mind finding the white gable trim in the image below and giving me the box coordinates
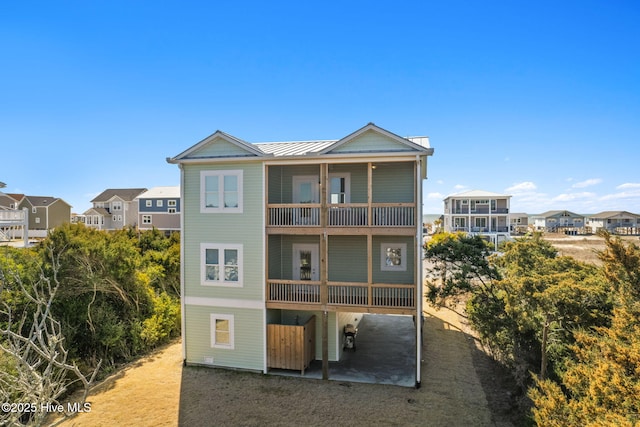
[168,130,267,162]
[320,123,432,155]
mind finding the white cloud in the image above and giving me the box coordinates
[572,178,602,188]
[453,184,467,190]
[616,183,640,190]
[552,192,596,202]
[505,181,537,193]
[436,179,444,185]
[427,192,444,199]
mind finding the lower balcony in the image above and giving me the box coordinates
[267,203,416,227]
[266,279,416,314]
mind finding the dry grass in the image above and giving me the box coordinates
[542,232,638,265]
[51,304,510,427]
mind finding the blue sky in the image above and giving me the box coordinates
[1,1,639,214]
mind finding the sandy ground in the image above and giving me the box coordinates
[51,303,513,427]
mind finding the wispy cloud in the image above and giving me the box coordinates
[616,183,640,190]
[505,181,537,193]
[572,178,602,188]
[552,192,596,202]
[453,184,467,190]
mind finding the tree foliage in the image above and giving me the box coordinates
[1,223,181,410]
[424,232,611,388]
[530,234,640,426]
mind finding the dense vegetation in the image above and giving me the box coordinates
[0,223,180,425]
[425,232,639,426]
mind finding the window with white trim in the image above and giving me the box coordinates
[157,200,163,207]
[146,200,152,207]
[168,200,176,207]
[210,314,234,349]
[201,243,243,287]
[168,208,176,214]
[201,170,243,213]
[142,215,152,224]
[381,243,407,271]
[328,173,351,204]
[112,201,122,211]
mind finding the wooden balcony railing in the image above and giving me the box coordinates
[267,279,416,310]
[268,204,321,226]
[267,203,415,227]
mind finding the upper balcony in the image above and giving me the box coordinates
[266,162,418,233]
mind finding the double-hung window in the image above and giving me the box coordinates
[210,314,234,349]
[201,243,243,287]
[201,170,243,213]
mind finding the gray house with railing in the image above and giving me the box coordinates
[443,190,512,247]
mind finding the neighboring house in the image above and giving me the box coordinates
[532,210,586,234]
[137,186,181,234]
[167,123,434,387]
[4,194,71,238]
[585,211,640,235]
[83,188,147,230]
[510,212,530,234]
[0,192,28,243]
[443,190,512,247]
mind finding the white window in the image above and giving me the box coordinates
[35,217,41,224]
[381,243,407,271]
[328,173,351,204]
[113,215,117,221]
[210,314,234,349]
[112,201,122,211]
[142,215,152,224]
[201,170,243,213]
[157,200,163,207]
[146,200,152,207]
[168,208,176,214]
[201,243,243,287]
[168,200,177,207]
[32,207,37,214]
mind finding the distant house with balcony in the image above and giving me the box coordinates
[510,212,530,234]
[1,194,71,239]
[532,210,585,234]
[167,123,434,387]
[82,188,147,230]
[443,190,511,248]
[585,211,640,235]
[137,186,181,234]
[0,192,28,243]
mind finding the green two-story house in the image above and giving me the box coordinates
[167,123,434,387]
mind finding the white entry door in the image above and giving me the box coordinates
[292,244,319,281]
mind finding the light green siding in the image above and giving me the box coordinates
[268,235,320,280]
[268,165,320,204]
[328,236,367,282]
[182,162,264,300]
[193,137,257,158]
[328,164,367,203]
[372,162,414,203]
[372,236,415,284]
[184,305,264,370]
[331,129,413,153]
